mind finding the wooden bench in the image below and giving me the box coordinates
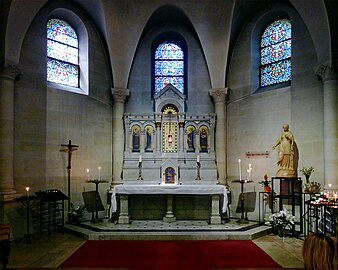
[0,224,10,269]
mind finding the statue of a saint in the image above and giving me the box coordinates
[272,124,298,177]
[187,127,195,152]
[132,126,140,152]
[145,127,152,152]
[200,127,208,153]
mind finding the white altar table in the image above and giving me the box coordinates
[111,184,228,224]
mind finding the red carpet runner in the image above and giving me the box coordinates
[59,240,281,269]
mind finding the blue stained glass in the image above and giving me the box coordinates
[260,19,291,87]
[155,77,184,94]
[155,61,184,76]
[261,40,291,65]
[261,59,291,87]
[261,19,291,47]
[155,43,184,59]
[47,59,79,87]
[154,41,185,94]
[47,19,78,47]
[47,40,78,64]
[47,19,79,87]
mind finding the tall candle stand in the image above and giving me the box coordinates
[138,161,143,180]
[195,161,201,180]
[232,179,253,224]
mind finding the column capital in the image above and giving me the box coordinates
[0,64,23,81]
[209,88,228,104]
[111,88,130,104]
[315,61,338,82]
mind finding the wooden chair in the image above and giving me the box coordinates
[0,224,10,269]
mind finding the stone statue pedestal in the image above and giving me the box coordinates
[276,169,296,178]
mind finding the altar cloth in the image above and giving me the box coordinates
[111,184,228,213]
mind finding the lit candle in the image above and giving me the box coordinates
[98,166,101,181]
[86,168,89,181]
[139,155,142,163]
[197,155,200,163]
[238,159,242,180]
[26,186,30,197]
[249,164,252,181]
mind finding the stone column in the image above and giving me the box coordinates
[179,122,184,153]
[118,194,130,224]
[209,114,216,154]
[111,88,129,185]
[163,194,176,222]
[210,194,221,224]
[316,63,338,186]
[0,65,22,200]
[156,122,161,153]
[209,88,228,185]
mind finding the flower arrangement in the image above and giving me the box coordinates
[303,181,321,193]
[266,209,295,237]
[68,203,85,223]
[300,166,314,183]
[259,174,271,187]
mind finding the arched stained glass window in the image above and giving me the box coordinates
[47,19,79,87]
[260,19,291,87]
[154,42,184,94]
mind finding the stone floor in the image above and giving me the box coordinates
[5,218,305,269]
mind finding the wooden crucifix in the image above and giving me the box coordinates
[61,140,79,212]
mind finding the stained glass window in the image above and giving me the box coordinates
[260,19,291,87]
[154,42,184,94]
[47,19,79,87]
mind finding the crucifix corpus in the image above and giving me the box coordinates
[60,140,79,212]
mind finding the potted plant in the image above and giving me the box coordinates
[266,209,295,238]
[259,174,271,192]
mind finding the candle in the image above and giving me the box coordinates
[249,164,252,181]
[139,155,142,163]
[197,155,200,163]
[238,159,242,180]
[26,186,30,197]
[98,166,101,181]
[86,168,89,181]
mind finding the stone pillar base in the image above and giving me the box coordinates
[118,215,130,224]
[210,216,222,224]
[163,212,176,223]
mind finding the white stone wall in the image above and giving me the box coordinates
[227,3,323,221]
[13,2,112,213]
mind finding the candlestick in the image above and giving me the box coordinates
[238,159,242,180]
[98,166,101,181]
[26,186,30,197]
[139,155,142,163]
[86,168,89,181]
[197,155,200,163]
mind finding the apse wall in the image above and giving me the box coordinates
[226,2,323,220]
[127,22,212,114]
[14,2,112,208]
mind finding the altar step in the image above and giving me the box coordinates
[63,219,271,240]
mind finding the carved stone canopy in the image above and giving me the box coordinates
[153,84,186,113]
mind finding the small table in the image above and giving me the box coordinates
[232,179,253,224]
[35,190,68,236]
